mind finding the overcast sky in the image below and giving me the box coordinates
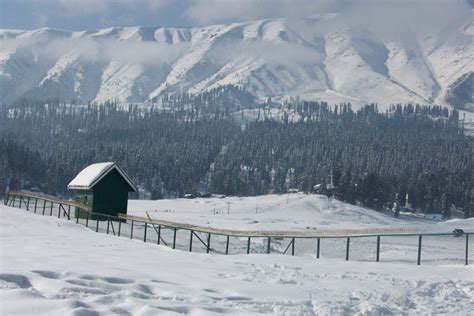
[0,0,472,30]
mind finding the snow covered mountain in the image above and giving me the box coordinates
[0,14,472,109]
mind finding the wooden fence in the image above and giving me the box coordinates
[1,191,471,266]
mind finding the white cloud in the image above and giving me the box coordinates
[53,0,170,16]
[1,35,189,66]
[339,0,471,40]
[184,0,344,25]
[21,0,172,29]
[184,0,471,43]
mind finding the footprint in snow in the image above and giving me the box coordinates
[0,273,32,289]
[31,270,61,279]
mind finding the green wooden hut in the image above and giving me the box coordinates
[68,162,137,218]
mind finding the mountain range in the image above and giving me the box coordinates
[0,14,472,110]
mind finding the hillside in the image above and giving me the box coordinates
[1,204,474,314]
[1,102,472,214]
[0,13,472,109]
[128,193,474,232]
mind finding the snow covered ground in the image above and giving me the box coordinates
[126,193,473,264]
[128,193,472,232]
[1,204,473,315]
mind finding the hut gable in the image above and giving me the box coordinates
[68,162,137,192]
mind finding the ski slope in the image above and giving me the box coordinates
[1,204,473,315]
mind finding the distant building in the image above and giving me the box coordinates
[68,162,137,218]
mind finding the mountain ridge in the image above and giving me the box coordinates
[0,14,472,110]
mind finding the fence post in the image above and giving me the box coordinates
[466,233,469,266]
[11,194,16,207]
[143,222,147,242]
[34,198,38,214]
[346,237,350,261]
[189,230,193,252]
[157,225,161,244]
[207,233,211,253]
[172,227,177,249]
[67,205,71,220]
[417,235,422,265]
[130,220,134,239]
[96,216,100,232]
[26,197,30,211]
[225,235,230,255]
[247,237,251,254]
[118,221,122,237]
[291,238,295,256]
[50,202,53,216]
[19,196,22,209]
[157,225,161,245]
[317,237,320,259]
[76,210,80,223]
[58,203,61,218]
[86,212,89,226]
[107,220,110,234]
[42,199,46,215]
[376,235,381,262]
[267,237,271,254]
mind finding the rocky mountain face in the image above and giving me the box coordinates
[0,14,472,110]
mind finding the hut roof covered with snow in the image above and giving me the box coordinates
[68,162,137,192]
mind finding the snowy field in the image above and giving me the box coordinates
[128,193,472,232]
[124,194,474,264]
[1,204,473,315]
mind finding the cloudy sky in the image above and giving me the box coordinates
[0,0,472,30]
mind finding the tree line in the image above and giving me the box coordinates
[0,90,472,217]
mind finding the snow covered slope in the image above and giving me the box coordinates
[0,13,472,109]
[127,194,474,262]
[128,193,474,232]
[1,204,474,315]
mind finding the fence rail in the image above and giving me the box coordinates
[119,213,424,238]
[1,192,471,266]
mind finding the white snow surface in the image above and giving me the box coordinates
[0,14,472,109]
[128,193,474,233]
[1,204,473,315]
[67,162,137,192]
[67,162,114,189]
